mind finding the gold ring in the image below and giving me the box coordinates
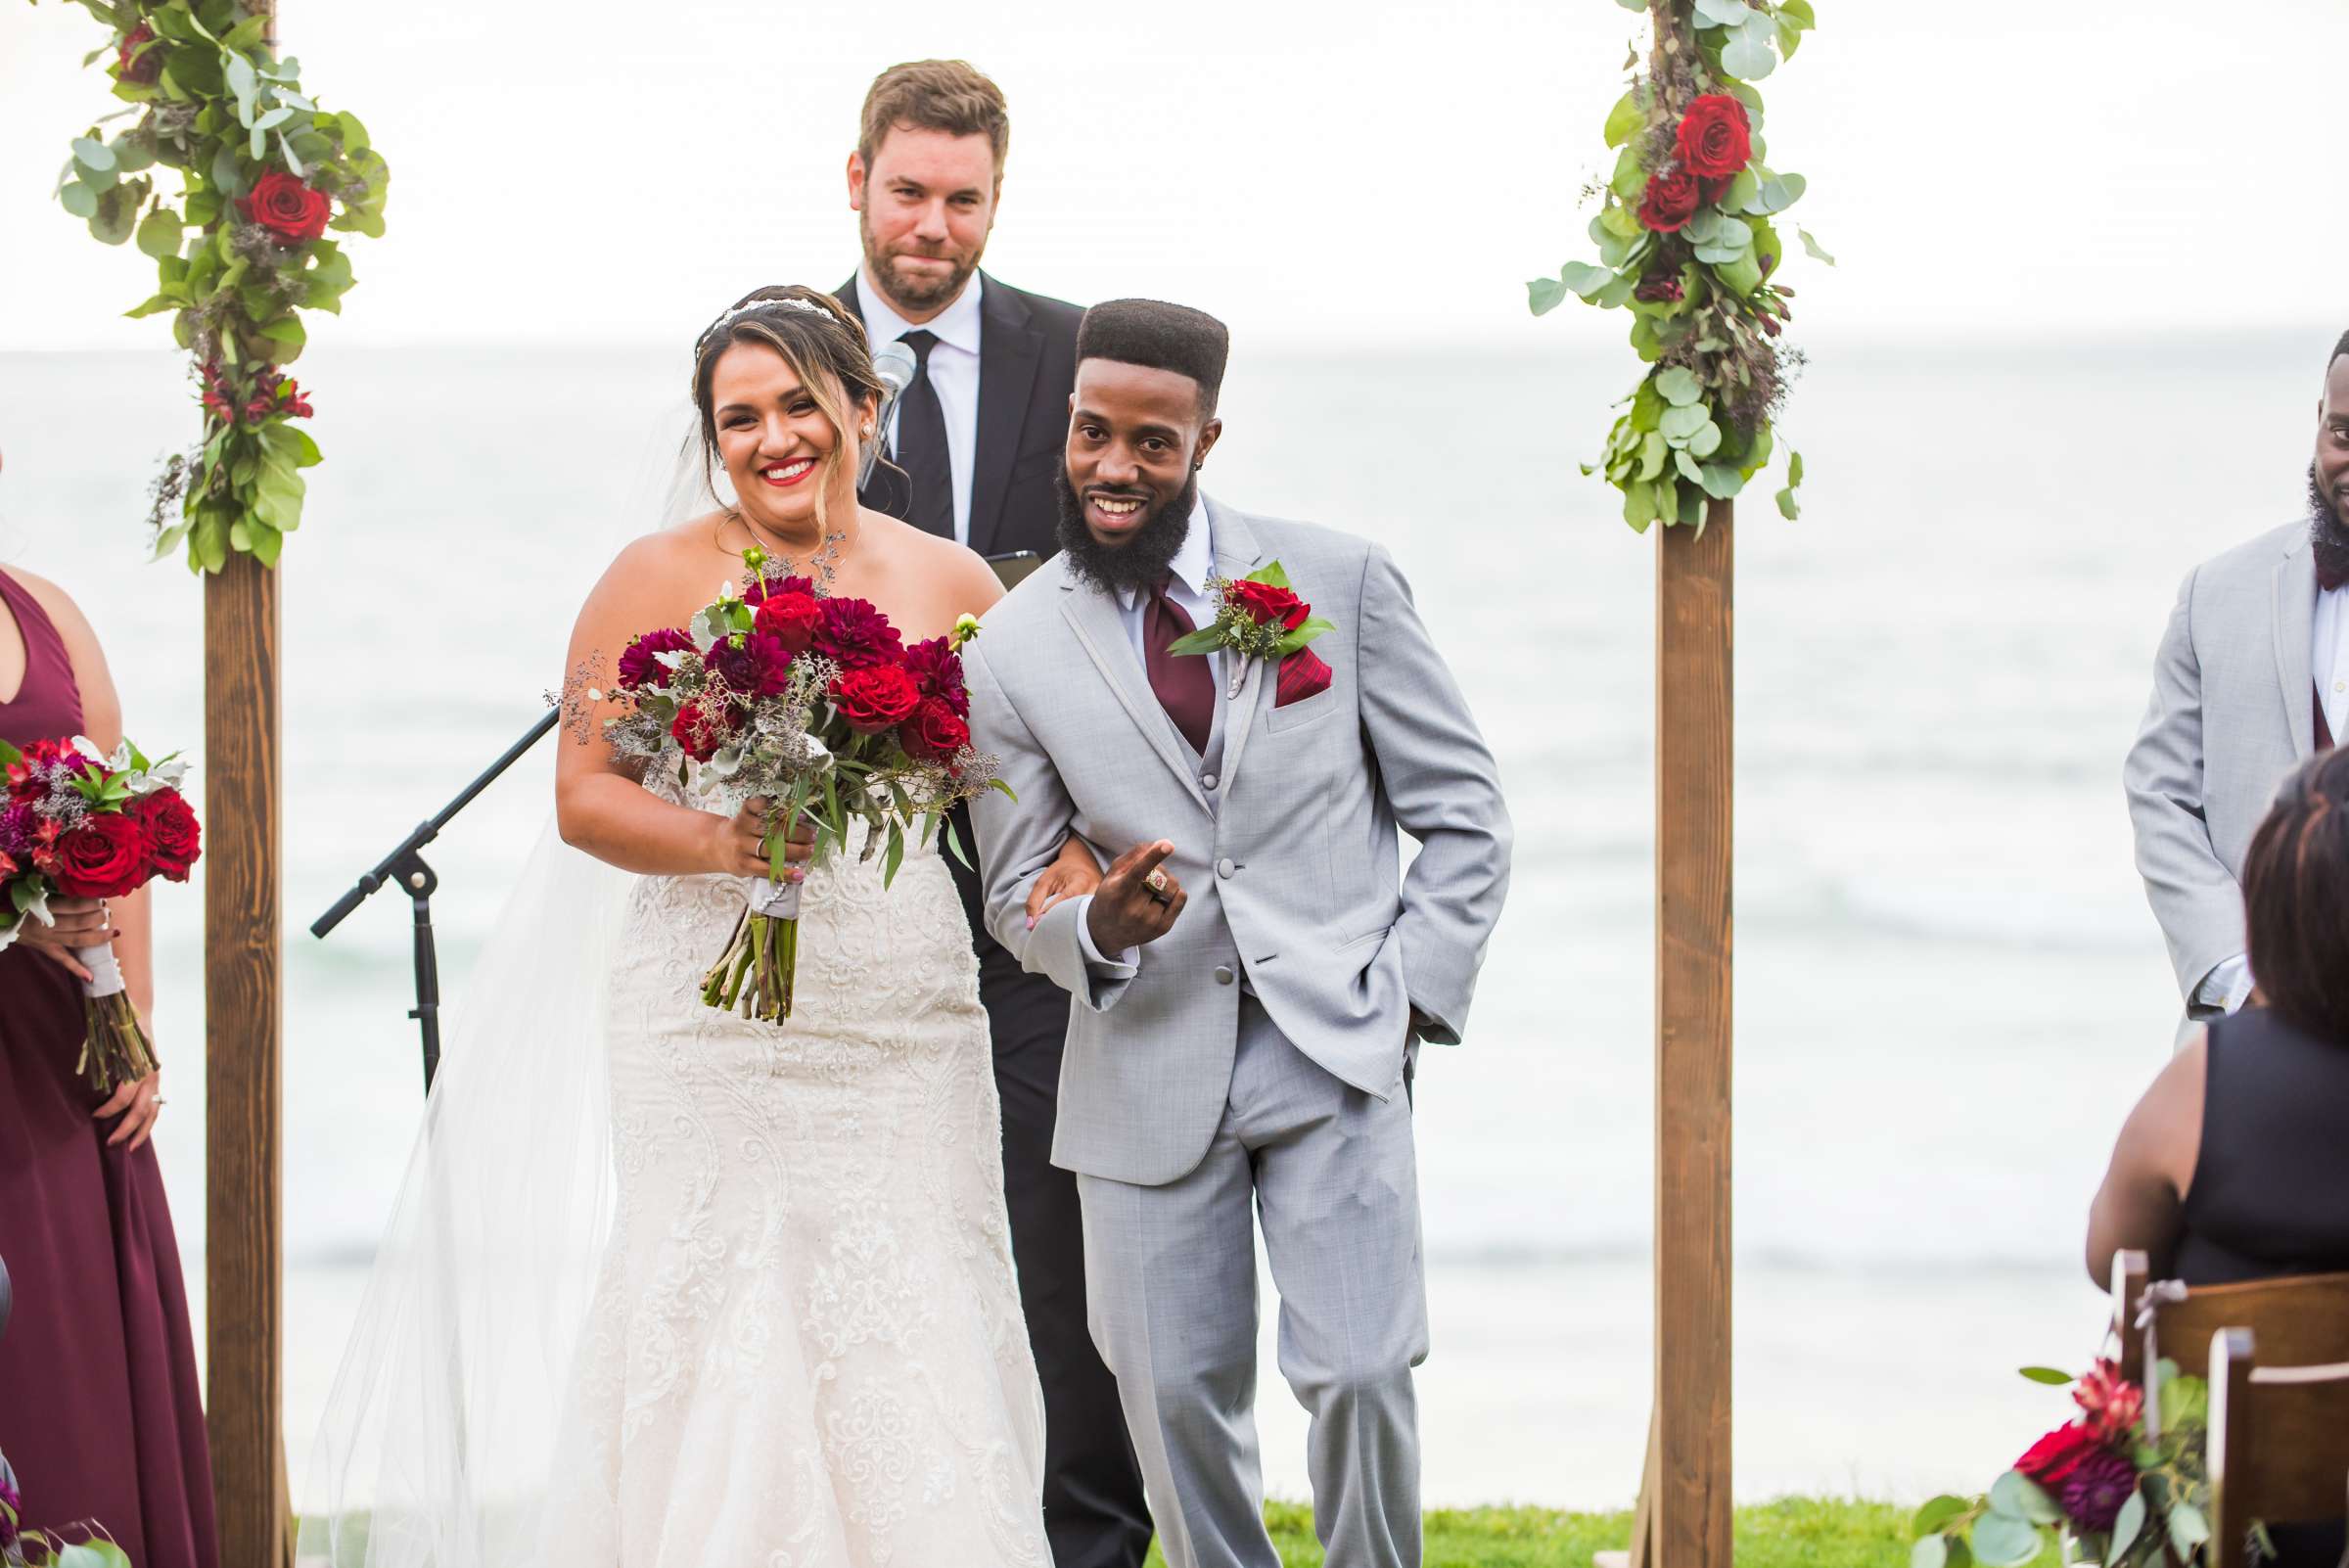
[1144,868,1169,895]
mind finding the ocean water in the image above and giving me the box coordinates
[0,330,2330,1510]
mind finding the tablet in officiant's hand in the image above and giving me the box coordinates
[986,551,1043,588]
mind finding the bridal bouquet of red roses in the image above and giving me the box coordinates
[601,547,1006,1022]
[0,736,202,1092]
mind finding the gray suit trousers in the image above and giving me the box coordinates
[1078,997,1428,1568]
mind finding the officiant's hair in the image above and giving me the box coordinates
[859,60,1011,179]
[2241,748,2349,1045]
[688,285,888,529]
[1077,300,1230,417]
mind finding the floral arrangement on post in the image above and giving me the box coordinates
[35,0,388,572]
[1530,0,1828,531]
[1911,1358,2223,1568]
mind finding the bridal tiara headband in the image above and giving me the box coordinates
[697,293,832,348]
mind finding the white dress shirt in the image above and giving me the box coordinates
[855,267,983,547]
[2198,576,2349,1012]
[1075,494,1221,970]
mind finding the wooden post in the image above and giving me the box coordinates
[206,550,287,1564]
[1653,498,1733,1565]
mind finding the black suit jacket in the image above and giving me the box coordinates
[838,271,1081,560]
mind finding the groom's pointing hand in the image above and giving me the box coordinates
[1086,840,1186,953]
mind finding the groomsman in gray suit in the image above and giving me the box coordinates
[2126,329,2349,1037]
[965,300,1512,1568]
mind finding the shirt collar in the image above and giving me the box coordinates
[856,267,984,357]
[1115,494,1216,611]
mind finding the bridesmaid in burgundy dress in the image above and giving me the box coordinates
[0,525,217,1565]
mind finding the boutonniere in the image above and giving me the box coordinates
[1167,561,1337,708]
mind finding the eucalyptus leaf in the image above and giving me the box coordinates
[71,136,117,173]
[1560,261,1616,300]
[1799,227,1836,265]
[1720,15,1778,79]
[1911,1497,1972,1536]
[1527,276,1568,317]
[1776,484,1802,520]
[1675,449,1705,484]
[1638,430,1668,481]
[1603,90,1643,149]
[1989,1471,2061,1527]
[1969,1512,2042,1568]
[1787,449,1805,487]
[1911,1536,1948,1568]
[1691,0,1751,25]
[60,180,100,219]
[1660,403,1712,442]
[1698,462,1744,499]
[1687,420,1723,459]
[2104,1491,2147,1566]
[1758,172,1808,213]
[1612,144,1646,202]
[2167,1501,2210,1552]
[1715,251,1766,297]
[1655,366,1705,406]
[1727,168,1763,213]
[223,49,258,124]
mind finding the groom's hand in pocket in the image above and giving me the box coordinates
[1087,840,1186,952]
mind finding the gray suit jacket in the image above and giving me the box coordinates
[964,498,1513,1186]
[2124,521,2323,1010]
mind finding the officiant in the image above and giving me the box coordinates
[830,59,1149,1568]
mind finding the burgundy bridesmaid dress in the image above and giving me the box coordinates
[0,569,217,1567]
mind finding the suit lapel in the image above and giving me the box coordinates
[970,275,1042,557]
[1205,499,1276,795]
[2275,535,2318,761]
[1060,578,1212,812]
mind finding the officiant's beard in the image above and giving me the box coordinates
[2311,463,2349,587]
[1055,466,1198,595]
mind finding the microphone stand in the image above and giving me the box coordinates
[311,706,560,1092]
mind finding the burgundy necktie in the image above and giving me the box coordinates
[1142,576,1216,756]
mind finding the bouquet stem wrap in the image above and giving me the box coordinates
[701,873,803,1023]
[72,940,159,1093]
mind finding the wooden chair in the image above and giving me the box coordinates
[2208,1326,2349,1568]
[2108,1250,2349,1383]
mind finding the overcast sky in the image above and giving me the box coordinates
[4,1,2344,354]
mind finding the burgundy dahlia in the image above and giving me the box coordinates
[617,628,693,690]
[708,630,794,698]
[900,636,969,717]
[813,596,905,670]
[0,802,34,857]
[741,573,815,608]
[2057,1448,2140,1535]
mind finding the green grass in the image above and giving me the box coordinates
[1140,1497,2062,1567]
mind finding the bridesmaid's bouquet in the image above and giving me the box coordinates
[600,548,1007,1022]
[0,736,201,1093]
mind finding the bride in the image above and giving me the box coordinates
[301,286,1094,1566]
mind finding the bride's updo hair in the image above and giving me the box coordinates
[689,285,885,526]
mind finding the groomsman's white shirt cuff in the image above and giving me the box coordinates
[2195,952,2256,1014]
[1073,895,1140,976]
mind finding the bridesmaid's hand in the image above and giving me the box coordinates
[1027,838,1105,928]
[97,1066,163,1152]
[17,897,115,976]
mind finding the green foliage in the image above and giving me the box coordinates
[33,0,388,574]
[1530,0,1821,531]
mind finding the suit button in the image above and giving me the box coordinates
[1201,772,1219,790]
[1217,858,1235,879]
[1214,965,1235,986]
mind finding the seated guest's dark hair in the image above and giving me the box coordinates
[2242,747,2349,1044]
[1076,300,1230,414]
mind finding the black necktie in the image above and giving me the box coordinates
[892,329,954,539]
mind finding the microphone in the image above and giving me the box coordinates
[860,341,918,489]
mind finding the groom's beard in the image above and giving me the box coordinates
[1054,466,1198,595]
[2311,463,2349,588]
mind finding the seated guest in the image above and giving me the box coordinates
[2089,747,2349,1566]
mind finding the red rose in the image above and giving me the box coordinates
[116,23,162,85]
[1229,579,1309,631]
[1637,169,1702,234]
[131,790,202,882]
[669,698,734,762]
[1275,647,1333,709]
[1675,95,1752,181]
[237,171,333,246]
[754,591,823,654]
[899,696,971,766]
[52,811,150,899]
[2014,1422,2100,1489]
[830,665,922,733]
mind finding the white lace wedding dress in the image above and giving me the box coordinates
[532,791,1049,1565]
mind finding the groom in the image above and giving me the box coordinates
[965,300,1513,1568]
